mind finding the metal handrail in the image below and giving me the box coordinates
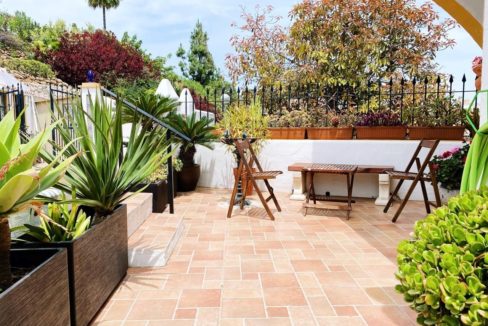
[101,87,191,142]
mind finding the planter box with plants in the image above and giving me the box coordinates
[396,189,488,325]
[405,97,466,140]
[268,109,310,139]
[306,111,355,140]
[0,248,70,326]
[15,96,172,326]
[354,111,407,139]
[167,113,218,192]
[0,111,76,325]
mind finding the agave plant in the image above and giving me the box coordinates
[167,113,218,167]
[122,92,178,131]
[0,110,77,291]
[41,97,172,218]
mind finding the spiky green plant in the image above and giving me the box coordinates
[17,193,91,242]
[0,110,77,292]
[122,92,178,131]
[41,97,172,218]
[166,113,217,167]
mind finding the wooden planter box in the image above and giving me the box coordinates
[408,126,465,140]
[354,126,407,140]
[14,205,128,326]
[0,248,70,326]
[307,127,353,140]
[134,180,169,213]
[268,127,306,139]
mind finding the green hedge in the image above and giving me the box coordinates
[396,188,488,325]
[1,57,55,79]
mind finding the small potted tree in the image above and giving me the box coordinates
[268,109,310,139]
[167,113,218,192]
[354,111,407,139]
[218,102,269,196]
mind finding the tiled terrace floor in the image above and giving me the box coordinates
[94,188,427,326]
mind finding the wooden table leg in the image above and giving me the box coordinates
[346,172,355,220]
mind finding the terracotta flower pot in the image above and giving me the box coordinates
[268,127,306,139]
[307,127,353,140]
[408,126,465,141]
[354,126,407,140]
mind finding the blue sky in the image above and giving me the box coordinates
[0,0,481,89]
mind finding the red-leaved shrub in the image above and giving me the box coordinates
[38,30,157,87]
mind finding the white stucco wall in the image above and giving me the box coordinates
[195,140,463,201]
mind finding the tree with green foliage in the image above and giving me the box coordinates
[87,0,121,30]
[177,21,217,86]
[0,11,39,42]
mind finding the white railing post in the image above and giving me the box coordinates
[81,82,102,139]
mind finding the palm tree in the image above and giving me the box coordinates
[87,0,121,30]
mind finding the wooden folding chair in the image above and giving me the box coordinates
[227,138,283,220]
[383,139,442,223]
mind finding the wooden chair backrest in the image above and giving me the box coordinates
[403,139,440,174]
[233,138,264,174]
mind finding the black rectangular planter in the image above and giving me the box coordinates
[14,204,128,326]
[134,180,169,213]
[0,248,70,326]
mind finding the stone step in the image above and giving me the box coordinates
[124,192,153,237]
[128,213,185,267]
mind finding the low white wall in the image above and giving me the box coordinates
[195,140,463,201]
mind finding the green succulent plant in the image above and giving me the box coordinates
[167,113,217,167]
[41,97,172,218]
[122,92,178,131]
[0,110,77,292]
[396,188,488,325]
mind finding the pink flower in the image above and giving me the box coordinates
[473,56,483,65]
[442,151,452,159]
[430,163,439,171]
[450,147,460,154]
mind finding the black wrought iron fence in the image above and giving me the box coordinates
[181,74,478,126]
[49,84,80,150]
[0,85,24,128]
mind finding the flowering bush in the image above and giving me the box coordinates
[355,111,403,127]
[268,109,312,127]
[38,30,157,87]
[431,143,469,190]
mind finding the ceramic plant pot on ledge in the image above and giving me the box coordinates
[408,126,465,141]
[177,164,201,192]
[133,180,169,213]
[439,188,460,204]
[268,127,306,139]
[13,204,128,326]
[307,127,353,140]
[354,126,407,140]
[0,248,70,326]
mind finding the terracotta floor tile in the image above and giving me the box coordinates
[95,189,429,325]
[267,307,289,317]
[179,289,221,308]
[221,298,266,318]
[263,287,307,306]
[323,287,372,305]
[291,259,328,273]
[126,299,177,320]
[174,308,197,319]
[260,273,300,288]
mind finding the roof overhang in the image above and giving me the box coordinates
[433,0,483,47]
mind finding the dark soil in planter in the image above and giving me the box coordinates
[0,248,70,325]
[177,164,201,192]
[13,205,128,326]
[133,180,169,213]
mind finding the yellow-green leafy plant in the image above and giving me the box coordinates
[17,193,91,242]
[0,110,77,292]
[218,102,269,139]
[396,188,488,325]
